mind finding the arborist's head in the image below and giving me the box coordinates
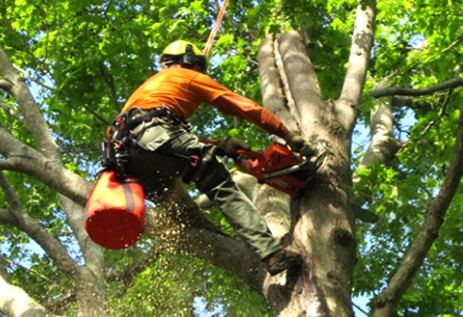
[160,40,207,73]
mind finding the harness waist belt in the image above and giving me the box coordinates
[128,106,190,131]
[111,106,190,144]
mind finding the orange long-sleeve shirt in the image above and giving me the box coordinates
[120,68,288,138]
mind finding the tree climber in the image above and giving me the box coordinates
[109,40,316,275]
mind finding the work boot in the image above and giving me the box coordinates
[263,249,303,276]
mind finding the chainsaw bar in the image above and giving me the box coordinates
[261,151,326,182]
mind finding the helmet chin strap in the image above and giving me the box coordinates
[203,0,229,57]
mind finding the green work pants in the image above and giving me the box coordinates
[132,123,282,260]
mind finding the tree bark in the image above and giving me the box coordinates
[352,96,402,191]
[0,275,61,317]
[258,34,299,133]
[370,77,463,98]
[6,1,458,316]
[255,1,376,316]
[278,30,324,136]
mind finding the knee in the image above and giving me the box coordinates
[193,156,231,193]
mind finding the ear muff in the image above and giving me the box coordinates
[180,44,196,69]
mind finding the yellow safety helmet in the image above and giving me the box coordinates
[160,40,207,72]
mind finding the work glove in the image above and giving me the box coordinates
[283,131,316,157]
[217,136,251,157]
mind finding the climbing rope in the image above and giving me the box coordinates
[203,0,229,57]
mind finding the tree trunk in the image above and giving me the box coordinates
[256,2,375,314]
[257,36,356,317]
[75,268,109,317]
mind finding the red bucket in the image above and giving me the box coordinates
[84,170,145,249]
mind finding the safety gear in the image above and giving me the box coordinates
[106,46,294,260]
[283,131,316,157]
[110,106,190,143]
[160,40,207,72]
[104,106,192,182]
[263,249,303,276]
[217,136,251,157]
[181,145,218,184]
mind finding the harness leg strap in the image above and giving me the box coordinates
[182,146,218,184]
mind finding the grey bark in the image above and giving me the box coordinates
[352,96,402,188]
[258,34,299,133]
[371,77,463,98]
[278,30,325,137]
[253,1,377,316]
[338,0,376,145]
[0,274,61,317]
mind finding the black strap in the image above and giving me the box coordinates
[181,146,217,184]
[122,183,135,213]
[127,106,191,132]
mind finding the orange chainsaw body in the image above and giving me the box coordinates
[233,141,310,197]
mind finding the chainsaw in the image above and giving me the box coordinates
[233,141,326,197]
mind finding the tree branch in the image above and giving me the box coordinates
[12,64,54,91]
[355,99,402,175]
[371,77,463,98]
[278,30,324,133]
[258,34,299,132]
[182,224,267,293]
[0,41,60,161]
[352,96,402,223]
[143,179,268,293]
[0,172,80,278]
[147,215,268,293]
[0,272,61,317]
[0,43,98,254]
[0,127,93,206]
[373,103,463,316]
[383,35,463,83]
[338,0,376,133]
[58,196,105,277]
[0,209,14,225]
[253,182,291,239]
[0,100,26,123]
[0,79,11,91]
[0,256,11,283]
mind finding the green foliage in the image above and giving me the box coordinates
[354,100,463,313]
[1,0,278,314]
[1,0,463,316]
[352,0,463,303]
[108,252,270,317]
